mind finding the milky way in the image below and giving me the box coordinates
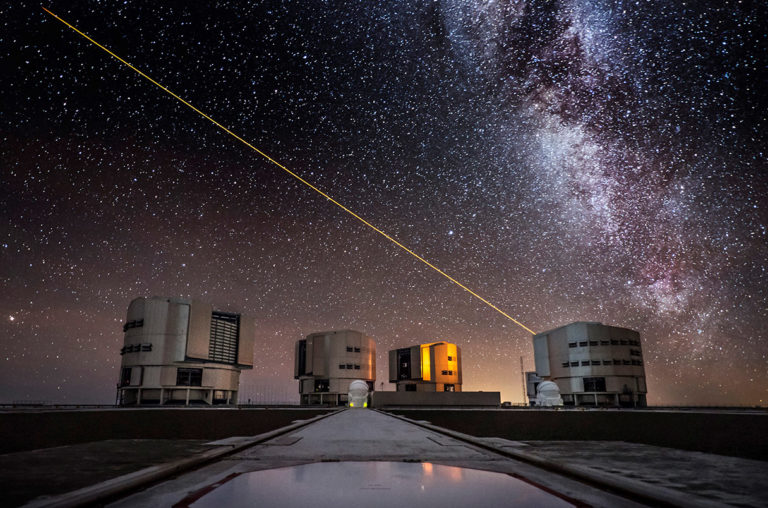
[1,1,766,405]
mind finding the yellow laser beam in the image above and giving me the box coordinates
[42,6,536,336]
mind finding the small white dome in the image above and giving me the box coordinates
[348,380,370,408]
[536,381,563,407]
[348,380,369,395]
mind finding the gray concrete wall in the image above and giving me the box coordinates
[384,409,768,461]
[372,391,500,407]
[0,408,333,454]
[186,299,212,360]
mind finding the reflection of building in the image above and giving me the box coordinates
[532,322,647,407]
[118,297,254,406]
[294,330,376,405]
[389,341,462,392]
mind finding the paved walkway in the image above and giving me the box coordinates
[108,410,640,507]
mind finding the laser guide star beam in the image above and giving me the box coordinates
[41,6,536,336]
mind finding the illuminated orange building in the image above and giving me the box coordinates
[389,341,462,392]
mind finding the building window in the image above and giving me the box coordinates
[120,367,132,387]
[600,340,609,346]
[581,361,590,366]
[339,364,346,369]
[568,342,577,348]
[209,311,239,364]
[447,355,453,360]
[297,340,307,376]
[603,360,612,365]
[354,347,361,352]
[442,370,448,375]
[562,362,570,368]
[177,368,202,387]
[354,364,360,370]
[591,360,601,365]
[314,379,329,392]
[122,319,144,332]
[579,341,588,347]
[623,360,631,365]
[611,339,619,345]
[346,346,353,352]
[589,341,598,346]
[613,359,621,365]
[444,384,455,392]
[583,377,606,392]
[620,340,628,345]
[346,364,353,369]
[397,349,412,380]
[570,361,579,367]
[405,384,416,391]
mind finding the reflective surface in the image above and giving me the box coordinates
[185,461,574,507]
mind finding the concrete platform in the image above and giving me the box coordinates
[106,410,641,507]
[13,409,768,507]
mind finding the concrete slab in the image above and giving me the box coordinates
[235,408,488,462]
[520,441,768,507]
[108,410,642,508]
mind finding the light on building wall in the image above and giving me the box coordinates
[420,344,431,381]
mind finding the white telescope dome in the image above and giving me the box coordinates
[348,380,370,408]
[535,381,563,407]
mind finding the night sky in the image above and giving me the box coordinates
[2,1,766,405]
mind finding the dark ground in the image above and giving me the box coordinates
[0,408,334,506]
[384,408,768,461]
[0,439,215,507]
[0,408,333,454]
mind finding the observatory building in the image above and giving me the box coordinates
[117,297,254,406]
[294,330,376,405]
[532,321,647,407]
[389,341,462,392]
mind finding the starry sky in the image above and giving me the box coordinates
[2,1,766,405]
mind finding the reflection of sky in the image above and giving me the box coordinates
[188,462,570,507]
